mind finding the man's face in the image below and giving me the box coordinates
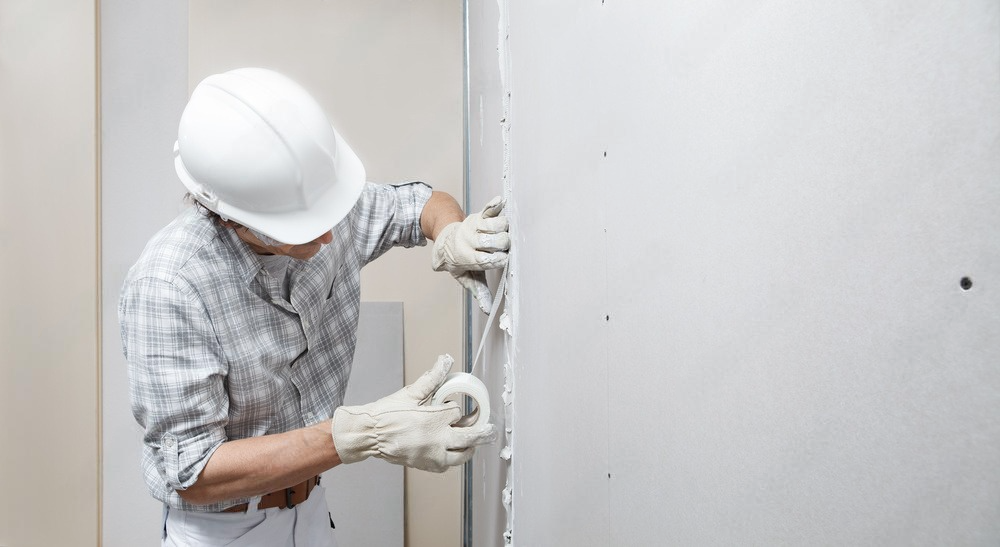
[235,226,333,260]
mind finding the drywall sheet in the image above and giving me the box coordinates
[468,1,1000,545]
[100,1,190,543]
[322,302,405,546]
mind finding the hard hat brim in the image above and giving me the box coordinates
[176,128,367,245]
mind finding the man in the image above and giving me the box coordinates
[119,68,507,546]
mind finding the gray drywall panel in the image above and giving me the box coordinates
[469,1,1000,545]
[322,302,405,547]
[100,1,189,543]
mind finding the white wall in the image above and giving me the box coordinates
[470,1,1000,545]
[187,3,466,546]
[0,1,98,546]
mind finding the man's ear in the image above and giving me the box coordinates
[217,218,242,230]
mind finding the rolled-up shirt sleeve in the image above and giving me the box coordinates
[351,181,433,265]
[120,276,229,493]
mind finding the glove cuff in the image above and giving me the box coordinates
[430,222,460,272]
[331,406,379,464]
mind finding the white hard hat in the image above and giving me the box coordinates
[174,67,365,245]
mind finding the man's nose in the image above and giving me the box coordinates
[314,230,333,245]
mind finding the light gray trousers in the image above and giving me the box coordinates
[162,484,338,547]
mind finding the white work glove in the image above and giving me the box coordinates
[331,355,495,473]
[431,196,510,313]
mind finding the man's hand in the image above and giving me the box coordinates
[331,355,495,473]
[431,196,511,312]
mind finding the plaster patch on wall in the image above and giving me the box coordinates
[499,340,515,545]
[502,361,514,406]
[499,312,512,334]
[496,0,515,543]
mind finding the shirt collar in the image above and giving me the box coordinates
[217,222,266,285]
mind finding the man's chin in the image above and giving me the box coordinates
[290,244,322,260]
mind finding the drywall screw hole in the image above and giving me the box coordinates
[603,151,607,157]
[960,277,973,290]
[605,315,610,321]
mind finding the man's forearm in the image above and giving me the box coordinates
[177,419,341,506]
[421,191,465,240]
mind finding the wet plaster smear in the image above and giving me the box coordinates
[496,0,515,543]
[467,0,519,543]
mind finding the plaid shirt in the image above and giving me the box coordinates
[119,182,431,511]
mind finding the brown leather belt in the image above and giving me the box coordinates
[222,475,321,513]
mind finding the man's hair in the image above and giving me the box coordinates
[183,192,225,224]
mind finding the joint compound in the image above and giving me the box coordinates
[499,312,513,335]
[494,0,516,542]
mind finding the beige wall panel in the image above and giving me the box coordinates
[0,1,98,546]
[189,2,465,546]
